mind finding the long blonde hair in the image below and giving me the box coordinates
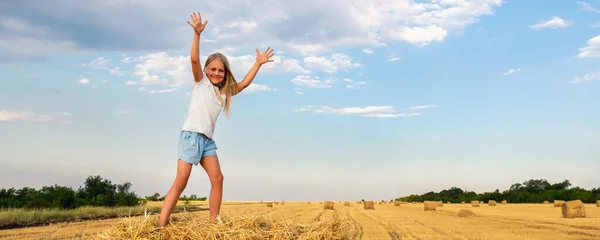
[204,52,238,118]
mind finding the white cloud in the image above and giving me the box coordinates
[243,83,277,93]
[342,78,369,89]
[503,68,521,75]
[1,0,504,63]
[291,75,336,88]
[387,56,401,62]
[138,87,177,94]
[570,70,600,84]
[0,110,71,123]
[529,17,572,30]
[79,77,90,84]
[116,109,131,114]
[130,52,190,87]
[363,48,373,54]
[577,1,600,14]
[303,53,362,73]
[295,104,435,117]
[409,105,437,110]
[577,35,600,58]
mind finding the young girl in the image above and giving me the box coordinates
[157,12,274,227]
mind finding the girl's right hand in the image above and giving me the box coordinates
[187,12,208,34]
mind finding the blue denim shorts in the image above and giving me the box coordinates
[177,130,217,166]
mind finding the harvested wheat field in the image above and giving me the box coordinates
[1,201,600,240]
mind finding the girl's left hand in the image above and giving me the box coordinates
[256,47,275,65]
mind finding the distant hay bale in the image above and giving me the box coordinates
[457,209,476,218]
[543,201,550,204]
[344,201,350,206]
[554,200,565,207]
[275,202,279,205]
[394,201,401,206]
[561,200,586,218]
[324,201,334,210]
[488,200,497,206]
[363,201,375,210]
[281,201,285,205]
[266,203,273,207]
[596,200,600,207]
[461,201,465,204]
[93,211,360,240]
[424,201,437,211]
[447,201,451,204]
[471,201,480,207]
[501,200,507,205]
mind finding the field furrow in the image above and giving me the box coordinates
[346,204,392,240]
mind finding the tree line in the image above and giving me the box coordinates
[0,175,205,210]
[395,179,600,203]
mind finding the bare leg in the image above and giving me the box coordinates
[200,155,224,221]
[158,159,193,227]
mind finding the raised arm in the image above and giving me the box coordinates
[235,47,275,94]
[187,12,208,82]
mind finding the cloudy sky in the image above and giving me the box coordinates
[0,0,599,201]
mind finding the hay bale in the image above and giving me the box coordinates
[363,201,375,210]
[94,211,360,239]
[543,200,550,204]
[561,200,586,218]
[488,200,497,206]
[447,201,451,204]
[266,203,273,207]
[424,201,437,211]
[501,200,507,205]
[457,209,476,218]
[471,201,480,207]
[394,201,401,206]
[436,201,443,207]
[554,200,565,207]
[596,200,599,207]
[461,201,465,204]
[324,201,334,210]
[344,201,350,206]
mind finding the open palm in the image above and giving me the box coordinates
[256,47,275,65]
[187,12,208,34]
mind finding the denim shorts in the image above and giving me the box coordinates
[177,130,217,166]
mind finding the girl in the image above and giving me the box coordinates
[157,12,275,227]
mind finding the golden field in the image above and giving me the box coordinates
[1,200,599,240]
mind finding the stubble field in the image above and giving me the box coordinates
[1,201,599,240]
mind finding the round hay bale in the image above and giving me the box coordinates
[554,200,565,207]
[471,200,480,207]
[344,201,350,206]
[324,201,334,210]
[501,200,507,205]
[457,209,476,218]
[561,200,586,218]
[461,201,465,204]
[596,200,599,207]
[266,203,273,207]
[394,201,401,206]
[363,200,375,210]
[488,200,497,206]
[424,201,437,211]
[543,200,550,204]
[436,201,443,207]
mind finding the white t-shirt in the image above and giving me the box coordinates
[181,73,226,139]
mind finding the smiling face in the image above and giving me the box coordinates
[205,59,226,86]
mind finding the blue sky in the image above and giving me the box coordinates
[0,0,599,202]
